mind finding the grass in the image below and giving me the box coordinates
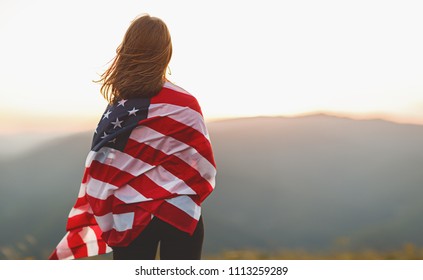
[206,243,423,260]
[3,243,423,260]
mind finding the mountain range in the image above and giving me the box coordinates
[1,114,422,259]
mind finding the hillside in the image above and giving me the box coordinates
[204,115,423,252]
[1,115,423,259]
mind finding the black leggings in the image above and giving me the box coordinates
[112,216,204,260]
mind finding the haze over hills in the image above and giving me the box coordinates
[1,114,423,259]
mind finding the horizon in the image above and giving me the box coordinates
[2,110,423,135]
[2,111,423,135]
[1,112,422,159]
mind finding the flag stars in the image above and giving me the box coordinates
[117,99,127,107]
[103,110,112,120]
[101,132,108,139]
[111,117,123,129]
[128,107,139,116]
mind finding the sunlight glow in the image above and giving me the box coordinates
[1,0,423,134]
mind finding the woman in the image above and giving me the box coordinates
[49,14,216,260]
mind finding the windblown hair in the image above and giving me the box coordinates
[98,14,172,103]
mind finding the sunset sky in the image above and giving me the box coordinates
[1,0,423,135]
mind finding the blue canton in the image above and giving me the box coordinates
[91,98,150,152]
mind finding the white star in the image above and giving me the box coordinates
[103,110,112,120]
[117,99,127,107]
[111,117,123,129]
[101,132,108,139]
[128,107,139,116]
[109,138,116,143]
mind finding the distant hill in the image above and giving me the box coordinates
[1,115,423,259]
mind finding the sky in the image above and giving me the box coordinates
[1,0,423,136]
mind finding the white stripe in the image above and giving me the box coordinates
[79,227,99,256]
[146,165,196,195]
[56,232,74,260]
[114,185,151,203]
[148,103,210,140]
[163,81,191,95]
[113,212,135,232]
[166,196,201,220]
[95,212,135,232]
[95,213,113,232]
[85,150,98,167]
[69,207,85,217]
[88,147,154,177]
[68,203,91,218]
[88,136,211,196]
[77,182,86,198]
[108,148,155,175]
[86,164,202,203]
[130,126,216,187]
[86,177,118,200]
[85,147,118,167]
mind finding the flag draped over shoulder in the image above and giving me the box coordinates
[49,82,216,260]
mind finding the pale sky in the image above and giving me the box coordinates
[1,0,423,134]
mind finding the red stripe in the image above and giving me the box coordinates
[137,116,215,166]
[84,171,174,216]
[152,87,202,115]
[83,192,162,220]
[92,225,108,255]
[84,195,135,217]
[86,195,115,216]
[128,173,175,199]
[48,250,59,260]
[66,212,97,231]
[89,160,135,188]
[73,196,87,209]
[81,167,90,184]
[154,201,198,234]
[67,230,88,259]
[124,139,213,201]
[82,194,134,218]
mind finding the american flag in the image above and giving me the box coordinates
[49,82,216,260]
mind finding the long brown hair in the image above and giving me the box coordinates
[97,14,172,103]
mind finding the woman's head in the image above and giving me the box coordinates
[99,14,172,103]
